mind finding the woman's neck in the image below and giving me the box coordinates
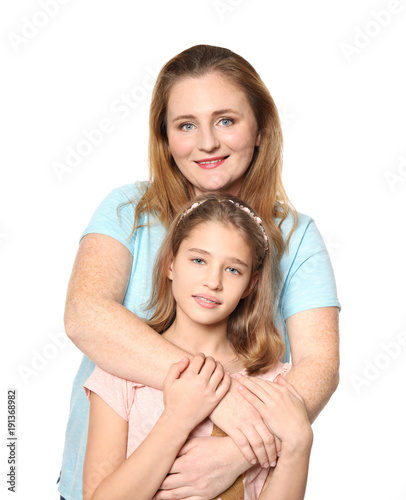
[162,317,244,374]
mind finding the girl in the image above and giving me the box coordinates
[60,45,339,500]
[82,194,313,500]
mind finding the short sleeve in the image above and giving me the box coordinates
[80,183,148,255]
[84,366,143,422]
[280,216,341,321]
[255,362,292,382]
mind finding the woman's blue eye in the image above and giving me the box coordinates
[219,118,233,127]
[180,123,195,131]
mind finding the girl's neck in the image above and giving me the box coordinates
[162,317,244,374]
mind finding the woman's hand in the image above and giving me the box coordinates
[209,378,280,468]
[235,374,313,458]
[163,354,231,433]
[155,436,246,500]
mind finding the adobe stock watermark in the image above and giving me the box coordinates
[339,0,404,64]
[51,65,159,182]
[350,331,406,394]
[383,155,406,192]
[279,105,297,130]
[82,450,122,498]
[213,0,245,20]
[290,233,340,288]
[0,233,8,246]
[7,0,72,54]
[17,331,69,385]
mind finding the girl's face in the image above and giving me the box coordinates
[166,72,261,197]
[167,222,259,330]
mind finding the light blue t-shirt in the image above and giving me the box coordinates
[58,182,340,499]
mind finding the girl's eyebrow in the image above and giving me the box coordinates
[171,109,239,123]
[187,248,249,268]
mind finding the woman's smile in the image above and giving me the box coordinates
[167,72,261,196]
[194,156,229,168]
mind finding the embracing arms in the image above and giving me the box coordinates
[237,374,313,500]
[83,355,230,500]
[65,234,277,466]
[67,234,339,498]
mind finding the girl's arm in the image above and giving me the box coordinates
[66,234,275,467]
[236,374,313,500]
[83,355,230,500]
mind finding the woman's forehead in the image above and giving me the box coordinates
[167,72,254,119]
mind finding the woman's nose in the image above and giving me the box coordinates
[197,126,220,152]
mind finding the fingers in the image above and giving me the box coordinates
[188,352,206,373]
[253,421,278,467]
[154,485,193,498]
[164,357,190,388]
[228,427,257,465]
[187,355,229,394]
[275,374,304,402]
[235,376,267,413]
[216,371,231,399]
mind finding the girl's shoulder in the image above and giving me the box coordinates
[235,362,291,382]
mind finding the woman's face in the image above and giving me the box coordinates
[166,72,261,196]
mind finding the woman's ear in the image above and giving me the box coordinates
[255,130,261,147]
[167,253,174,281]
[242,270,259,299]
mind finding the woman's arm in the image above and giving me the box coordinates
[236,374,313,500]
[284,307,340,423]
[66,234,276,467]
[83,356,230,500]
[65,233,185,387]
[155,308,339,499]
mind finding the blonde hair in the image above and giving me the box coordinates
[145,193,285,375]
[130,44,297,260]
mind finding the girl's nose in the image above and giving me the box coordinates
[204,268,223,291]
[197,126,220,152]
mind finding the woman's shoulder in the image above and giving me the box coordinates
[278,208,314,242]
[110,181,150,204]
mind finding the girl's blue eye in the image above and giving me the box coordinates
[192,258,205,265]
[226,267,240,275]
[180,123,195,131]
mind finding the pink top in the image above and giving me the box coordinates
[84,362,291,500]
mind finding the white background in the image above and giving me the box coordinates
[1,0,406,498]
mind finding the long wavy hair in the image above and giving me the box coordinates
[145,193,285,375]
[130,44,297,260]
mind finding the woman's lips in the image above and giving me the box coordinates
[192,294,222,309]
[194,156,229,169]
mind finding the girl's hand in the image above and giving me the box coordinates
[236,374,313,458]
[163,354,231,432]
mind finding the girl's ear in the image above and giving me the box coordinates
[242,270,259,299]
[167,253,174,281]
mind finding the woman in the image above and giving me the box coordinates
[58,44,340,500]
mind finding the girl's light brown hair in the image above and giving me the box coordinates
[131,44,297,260]
[145,193,285,375]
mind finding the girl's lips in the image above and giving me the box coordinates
[192,294,222,309]
[194,156,229,169]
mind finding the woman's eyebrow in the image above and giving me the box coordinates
[172,109,239,123]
